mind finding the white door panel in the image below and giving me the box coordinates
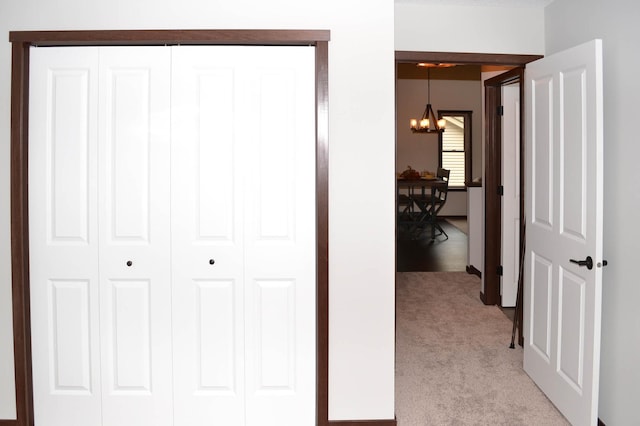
[30,44,316,426]
[524,39,603,426]
[171,46,316,426]
[242,47,316,426]
[98,47,173,426]
[29,46,102,426]
[170,47,246,425]
[501,84,520,307]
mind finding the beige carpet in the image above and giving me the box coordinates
[396,272,569,425]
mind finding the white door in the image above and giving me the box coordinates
[29,46,102,426]
[97,47,173,426]
[170,46,316,426]
[29,46,173,426]
[501,84,520,308]
[30,45,316,426]
[524,39,604,426]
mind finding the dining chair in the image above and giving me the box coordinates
[397,180,416,234]
[429,168,450,239]
[412,168,450,240]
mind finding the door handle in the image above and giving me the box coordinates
[569,256,593,270]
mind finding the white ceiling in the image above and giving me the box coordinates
[395,0,554,7]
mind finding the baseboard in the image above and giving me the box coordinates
[479,291,488,304]
[598,418,606,426]
[466,264,481,278]
[328,418,397,426]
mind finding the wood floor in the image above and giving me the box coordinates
[396,219,468,272]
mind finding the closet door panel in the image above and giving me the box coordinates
[29,47,102,426]
[104,68,153,241]
[30,44,317,426]
[196,279,238,390]
[252,279,296,389]
[105,279,153,391]
[171,47,245,426]
[98,47,173,426]
[242,46,316,426]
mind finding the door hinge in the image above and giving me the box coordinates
[497,105,504,116]
[497,265,503,276]
[498,185,504,196]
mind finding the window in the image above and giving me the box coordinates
[438,110,472,189]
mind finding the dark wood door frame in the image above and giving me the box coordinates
[483,68,526,346]
[483,67,525,305]
[7,29,329,426]
[395,51,540,312]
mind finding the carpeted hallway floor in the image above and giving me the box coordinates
[395,272,569,425]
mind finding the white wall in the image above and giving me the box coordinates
[0,0,396,421]
[545,0,640,423]
[395,2,545,54]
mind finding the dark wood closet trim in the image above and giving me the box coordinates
[8,29,329,426]
[2,40,32,426]
[9,29,330,45]
[315,39,330,425]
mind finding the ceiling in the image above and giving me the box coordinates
[395,0,554,7]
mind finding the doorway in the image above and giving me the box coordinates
[396,65,477,273]
[394,51,541,420]
[395,51,540,301]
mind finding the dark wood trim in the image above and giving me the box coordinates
[483,69,526,357]
[9,29,330,46]
[517,70,525,348]
[395,51,542,66]
[466,265,482,278]
[598,418,606,426]
[481,67,525,307]
[9,29,330,426]
[329,419,397,426]
[479,291,488,304]
[482,81,501,305]
[465,181,482,188]
[485,66,522,85]
[9,40,33,426]
[315,40,330,426]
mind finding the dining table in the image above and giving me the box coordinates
[397,176,447,240]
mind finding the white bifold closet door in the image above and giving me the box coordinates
[29,46,174,426]
[170,47,316,426]
[29,45,316,426]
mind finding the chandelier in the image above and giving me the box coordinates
[410,67,446,134]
